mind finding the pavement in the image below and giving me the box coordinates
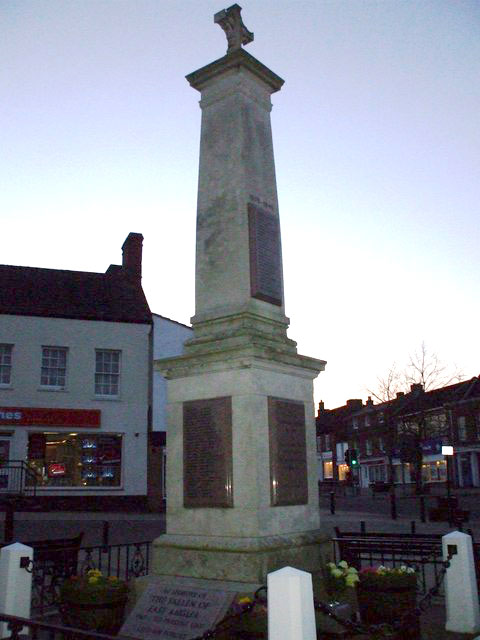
[2,502,480,638]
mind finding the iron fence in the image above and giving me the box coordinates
[0,612,119,640]
[0,461,38,497]
[332,535,480,596]
[32,541,150,617]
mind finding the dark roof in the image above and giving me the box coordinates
[0,264,151,325]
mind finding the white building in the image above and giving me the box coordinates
[148,314,193,508]
[0,233,152,510]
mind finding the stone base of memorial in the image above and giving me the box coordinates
[152,530,329,588]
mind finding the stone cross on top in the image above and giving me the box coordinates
[214,4,254,54]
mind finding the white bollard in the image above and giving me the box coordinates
[267,566,316,640]
[0,543,33,638]
[442,531,480,634]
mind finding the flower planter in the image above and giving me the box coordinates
[60,596,128,635]
[60,570,129,635]
[357,573,419,639]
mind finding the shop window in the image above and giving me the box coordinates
[0,344,13,385]
[421,460,446,483]
[27,433,122,487]
[95,350,121,396]
[457,416,467,442]
[323,460,333,479]
[41,347,67,388]
[338,463,348,481]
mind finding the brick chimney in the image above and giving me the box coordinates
[346,399,363,411]
[122,232,143,282]
[317,401,325,415]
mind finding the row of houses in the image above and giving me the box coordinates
[0,233,192,510]
[316,377,480,491]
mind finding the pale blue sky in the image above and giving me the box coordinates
[1,1,479,408]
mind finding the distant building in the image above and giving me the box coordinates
[316,377,480,490]
[148,314,192,509]
[0,233,152,509]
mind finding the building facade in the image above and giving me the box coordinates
[316,377,480,491]
[0,233,152,509]
[148,313,193,509]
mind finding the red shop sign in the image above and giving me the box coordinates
[0,407,101,428]
[48,463,66,477]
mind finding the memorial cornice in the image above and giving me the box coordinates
[186,48,284,93]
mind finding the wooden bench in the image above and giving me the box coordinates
[26,532,84,574]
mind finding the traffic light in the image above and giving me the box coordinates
[350,449,358,467]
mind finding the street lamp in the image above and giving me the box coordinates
[442,444,454,524]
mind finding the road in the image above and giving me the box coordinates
[2,489,479,546]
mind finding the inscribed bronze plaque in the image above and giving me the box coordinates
[248,203,283,306]
[268,397,308,506]
[183,397,233,508]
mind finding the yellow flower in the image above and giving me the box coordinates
[238,597,252,605]
[88,577,99,584]
[87,569,102,578]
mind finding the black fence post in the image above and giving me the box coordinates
[411,520,416,534]
[420,495,426,523]
[390,492,397,520]
[360,520,366,534]
[102,521,110,550]
[4,501,14,544]
[329,491,335,515]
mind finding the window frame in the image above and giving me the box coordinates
[40,346,68,390]
[0,344,13,386]
[94,349,121,398]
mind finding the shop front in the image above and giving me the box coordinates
[0,406,133,507]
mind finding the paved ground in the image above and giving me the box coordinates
[2,496,480,638]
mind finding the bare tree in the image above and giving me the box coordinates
[367,342,464,401]
[367,343,463,494]
[405,341,464,391]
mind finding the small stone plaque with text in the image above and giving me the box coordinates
[120,580,234,640]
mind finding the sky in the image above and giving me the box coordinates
[2,0,479,409]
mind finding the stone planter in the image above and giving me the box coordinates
[357,574,419,639]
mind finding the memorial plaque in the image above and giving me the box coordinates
[248,203,283,306]
[183,397,233,508]
[120,579,235,640]
[268,397,308,506]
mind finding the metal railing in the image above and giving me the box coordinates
[0,460,38,497]
[31,541,150,617]
[332,535,446,595]
[0,612,119,640]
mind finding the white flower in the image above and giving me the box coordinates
[331,568,343,578]
[338,560,348,570]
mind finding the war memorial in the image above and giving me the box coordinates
[151,3,327,591]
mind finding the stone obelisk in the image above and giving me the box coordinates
[154,4,327,589]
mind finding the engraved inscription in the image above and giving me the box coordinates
[183,397,233,508]
[248,203,283,306]
[120,578,234,640]
[268,397,308,506]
